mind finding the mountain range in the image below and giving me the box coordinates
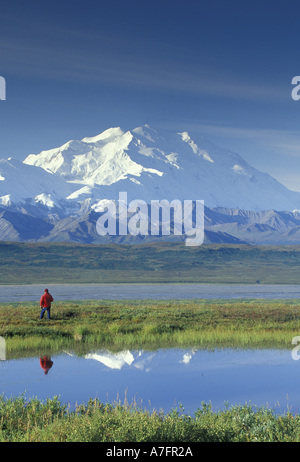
[1,124,300,245]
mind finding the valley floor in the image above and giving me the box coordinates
[1,241,300,284]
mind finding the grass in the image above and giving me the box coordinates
[3,241,300,283]
[0,395,300,442]
[1,298,300,356]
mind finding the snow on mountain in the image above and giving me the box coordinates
[4,124,300,244]
[0,157,76,209]
[24,127,163,189]
[1,123,300,224]
[23,124,300,212]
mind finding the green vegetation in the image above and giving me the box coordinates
[0,395,299,442]
[2,298,300,356]
[2,241,300,284]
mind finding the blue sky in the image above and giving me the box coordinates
[1,0,300,190]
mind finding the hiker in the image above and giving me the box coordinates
[40,288,54,320]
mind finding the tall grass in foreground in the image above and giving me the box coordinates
[0,395,299,442]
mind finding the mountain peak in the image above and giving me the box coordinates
[81,127,125,144]
[132,124,161,142]
[20,124,300,211]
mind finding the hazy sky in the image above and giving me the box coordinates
[1,0,300,190]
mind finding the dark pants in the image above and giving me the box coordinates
[40,306,51,319]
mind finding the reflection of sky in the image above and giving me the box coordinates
[0,348,299,414]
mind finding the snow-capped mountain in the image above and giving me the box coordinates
[23,124,300,211]
[1,124,300,244]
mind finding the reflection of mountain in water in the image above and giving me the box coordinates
[84,349,197,371]
[84,350,157,371]
[180,350,196,365]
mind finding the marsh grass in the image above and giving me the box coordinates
[1,298,300,356]
[0,394,299,442]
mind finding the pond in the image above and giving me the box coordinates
[1,347,299,415]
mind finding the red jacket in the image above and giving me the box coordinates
[40,292,53,308]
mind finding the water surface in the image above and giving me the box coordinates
[1,348,299,415]
[1,283,300,302]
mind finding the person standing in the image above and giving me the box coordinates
[40,288,54,320]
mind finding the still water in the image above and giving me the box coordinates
[1,283,300,302]
[1,347,299,415]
